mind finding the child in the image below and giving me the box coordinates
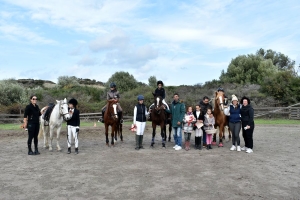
[193,105,204,150]
[183,106,196,151]
[67,98,80,154]
[150,80,169,110]
[204,108,215,150]
[133,95,149,150]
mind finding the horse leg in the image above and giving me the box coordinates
[120,123,123,142]
[105,124,109,146]
[111,124,116,146]
[168,124,172,142]
[56,126,62,151]
[49,127,53,151]
[151,124,156,147]
[218,125,224,147]
[161,124,166,148]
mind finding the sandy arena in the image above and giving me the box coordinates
[0,124,299,199]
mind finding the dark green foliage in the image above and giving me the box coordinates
[106,71,138,92]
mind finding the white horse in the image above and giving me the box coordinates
[39,98,71,151]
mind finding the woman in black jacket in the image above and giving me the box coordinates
[240,96,255,153]
[22,95,42,155]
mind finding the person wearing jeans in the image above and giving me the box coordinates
[225,95,242,152]
[240,96,255,153]
[166,93,185,151]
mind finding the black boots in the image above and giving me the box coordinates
[194,137,198,149]
[135,135,144,150]
[67,147,71,154]
[34,148,40,155]
[199,137,202,150]
[135,135,140,150]
[28,146,34,155]
[75,148,79,154]
[139,135,144,149]
[206,144,212,150]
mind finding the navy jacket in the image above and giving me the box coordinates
[24,103,41,124]
[154,88,165,99]
[135,104,147,122]
[229,105,241,123]
[67,108,80,127]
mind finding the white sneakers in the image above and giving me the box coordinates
[246,148,253,153]
[173,145,178,149]
[236,146,241,152]
[175,146,182,150]
[230,145,236,151]
[241,146,248,151]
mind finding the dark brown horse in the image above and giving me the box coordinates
[212,91,231,147]
[150,93,166,148]
[104,99,122,146]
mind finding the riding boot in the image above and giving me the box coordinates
[101,110,105,123]
[67,147,71,154]
[34,148,40,155]
[139,135,144,149]
[135,135,140,150]
[28,145,34,155]
[75,148,79,154]
[119,111,124,124]
[199,137,202,150]
[206,144,209,150]
[209,144,213,149]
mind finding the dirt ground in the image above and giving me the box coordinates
[0,123,299,200]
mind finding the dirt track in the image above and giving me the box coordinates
[0,124,299,200]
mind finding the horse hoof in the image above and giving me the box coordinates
[211,142,217,146]
[218,143,224,147]
[49,149,53,152]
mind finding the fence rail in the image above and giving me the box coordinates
[1,107,300,123]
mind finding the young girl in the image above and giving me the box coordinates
[67,98,80,154]
[204,108,215,150]
[183,106,196,151]
[193,105,204,150]
[133,95,149,150]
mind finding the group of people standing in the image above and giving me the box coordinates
[22,81,254,155]
[133,83,255,153]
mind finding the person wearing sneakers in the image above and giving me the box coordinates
[225,95,242,152]
[133,95,149,150]
[165,93,185,151]
[183,106,196,151]
[67,98,80,154]
[240,96,255,153]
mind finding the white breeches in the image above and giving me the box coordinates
[150,99,169,110]
[67,125,78,148]
[195,128,203,137]
[136,121,146,136]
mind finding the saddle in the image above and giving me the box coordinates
[43,103,55,126]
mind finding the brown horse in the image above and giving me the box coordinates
[150,93,166,148]
[212,91,231,147]
[104,99,122,146]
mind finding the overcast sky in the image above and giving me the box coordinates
[0,0,299,86]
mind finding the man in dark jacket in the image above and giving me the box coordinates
[165,93,185,151]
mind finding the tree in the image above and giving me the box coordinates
[148,75,157,88]
[57,76,80,89]
[106,71,138,92]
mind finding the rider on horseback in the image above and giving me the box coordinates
[149,80,169,110]
[99,82,123,123]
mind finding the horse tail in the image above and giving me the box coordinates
[38,123,43,138]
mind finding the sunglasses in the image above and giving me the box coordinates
[32,98,38,100]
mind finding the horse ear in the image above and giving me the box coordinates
[215,91,218,97]
[64,98,67,102]
[56,100,60,104]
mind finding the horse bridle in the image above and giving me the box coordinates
[109,104,118,119]
[60,101,70,120]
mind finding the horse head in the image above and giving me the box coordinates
[107,99,118,121]
[58,98,71,121]
[215,91,225,111]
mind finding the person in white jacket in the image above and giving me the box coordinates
[133,95,149,150]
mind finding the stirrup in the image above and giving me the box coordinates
[44,120,49,126]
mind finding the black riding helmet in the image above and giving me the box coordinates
[68,98,78,107]
[217,87,224,92]
[110,82,116,88]
[157,80,164,86]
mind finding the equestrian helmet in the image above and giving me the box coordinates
[217,87,224,92]
[137,95,144,101]
[157,80,164,86]
[110,82,116,88]
[68,98,78,106]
